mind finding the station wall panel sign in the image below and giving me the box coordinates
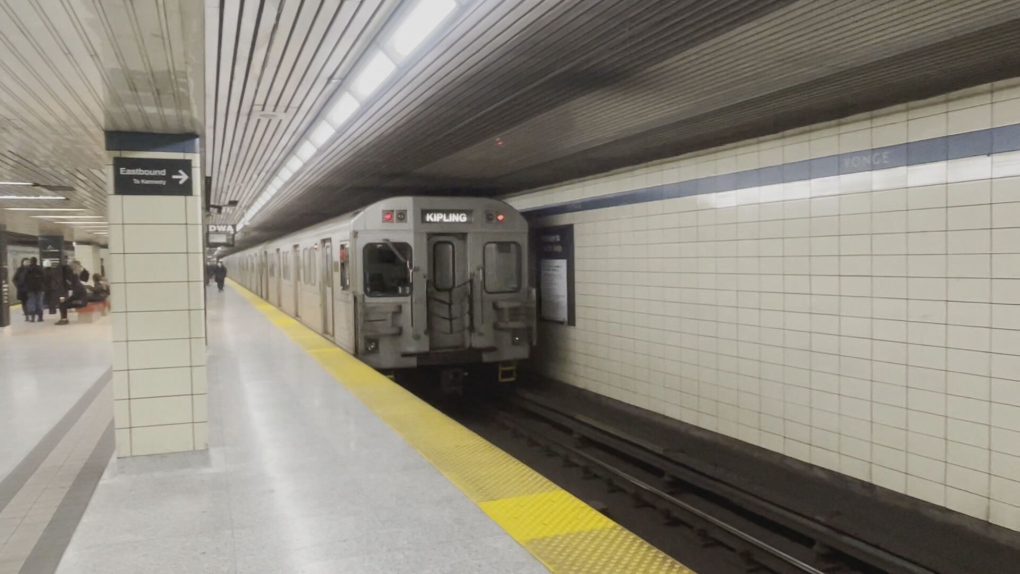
[533,224,575,326]
[113,157,193,196]
[207,224,235,247]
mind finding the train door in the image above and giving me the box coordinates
[292,245,301,318]
[427,234,470,350]
[275,249,282,307]
[262,251,270,298]
[321,239,334,337]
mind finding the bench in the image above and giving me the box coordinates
[74,301,110,323]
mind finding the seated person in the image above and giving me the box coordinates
[88,273,110,302]
[56,267,89,326]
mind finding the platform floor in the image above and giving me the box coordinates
[2,283,690,573]
[52,285,551,574]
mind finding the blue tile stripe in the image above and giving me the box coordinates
[521,123,1020,219]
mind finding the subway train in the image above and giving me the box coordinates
[226,196,536,390]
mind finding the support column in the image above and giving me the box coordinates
[106,132,207,458]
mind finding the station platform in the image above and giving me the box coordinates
[1,284,691,574]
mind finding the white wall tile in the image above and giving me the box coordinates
[129,367,193,398]
[125,310,190,341]
[124,282,190,312]
[127,339,191,370]
[121,196,187,225]
[121,225,188,254]
[130,396,192,427]
[123,254,189,283]
[504,80,1020,528]
[130,424,194,456]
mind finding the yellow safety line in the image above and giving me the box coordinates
[228,280,694,574]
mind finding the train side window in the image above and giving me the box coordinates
[432,242,455,291]
[483,242,521,293]
[363,242,412,297]
[339,244,350,290]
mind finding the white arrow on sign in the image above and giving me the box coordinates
[172,170,189,185]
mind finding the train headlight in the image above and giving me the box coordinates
[365,338,379,353]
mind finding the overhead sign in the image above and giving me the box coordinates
[113,157,193,196]
[207,224,235,247]
[421,209,472,224]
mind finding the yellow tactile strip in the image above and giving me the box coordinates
[230,280,694,574]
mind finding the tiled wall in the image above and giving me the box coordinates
[106,151,208,457]
[505,79,1020,531]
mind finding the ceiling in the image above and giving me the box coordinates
[2,0,1019,250]
[213,0,1020,251]
[0,0,204,243]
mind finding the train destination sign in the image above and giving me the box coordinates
[113,157,193,196]
[421,209,473,224]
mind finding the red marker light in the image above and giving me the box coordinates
[383,211,393,222]
[496,213,505,222]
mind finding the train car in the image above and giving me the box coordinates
[225,196,535,390]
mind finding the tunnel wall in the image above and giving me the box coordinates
[505,79,1020,530]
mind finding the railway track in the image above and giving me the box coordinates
[489,389,935,574]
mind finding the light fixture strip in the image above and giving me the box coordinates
[238,0,461,229]
[5,208,85,212]
[0,196,66,200]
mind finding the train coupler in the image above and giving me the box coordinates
[498,361,517,383]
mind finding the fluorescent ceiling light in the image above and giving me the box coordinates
[5,208,84,212]
[272,176,285,189]
[351,52,396,99]
[32,215,104,219]
[392,0,457,57]
[285,156,304,173]
[326,93,360,127]
[0,195,65,200]
[0,181,33,186]
[64,221,107,226]
[308,121,336,147]
[295,141,317,162]
[279,166,294,181]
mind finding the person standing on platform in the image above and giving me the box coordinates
[43,263,62,316]
[12,258,29,321]
[214,261,227,292]
[23,257,45,322]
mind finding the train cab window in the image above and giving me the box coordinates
[339,244,350,290]
[483,242,521,293]
[363,242,412,297]
[433,242,455,291]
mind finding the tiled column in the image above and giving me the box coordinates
[105,133,207,457]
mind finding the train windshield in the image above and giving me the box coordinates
[363,242,412,297]
[483,242,521,293]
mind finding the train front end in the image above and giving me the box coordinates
[354,196,535,388]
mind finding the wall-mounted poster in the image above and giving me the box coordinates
[534,224,575,326]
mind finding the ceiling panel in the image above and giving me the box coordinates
[207,0,395,221]
[223,0,1020,251]
[0,0,204,242]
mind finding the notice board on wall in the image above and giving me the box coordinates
[534,224,575,326]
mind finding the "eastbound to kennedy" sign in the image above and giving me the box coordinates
[113,157,193,196]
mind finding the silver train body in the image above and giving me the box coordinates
[227,196,535,378]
